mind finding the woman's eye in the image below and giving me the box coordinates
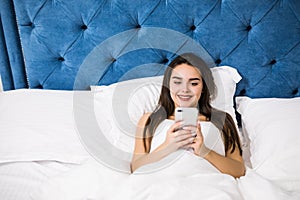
[191,82,199,86]
[174,82,181,85]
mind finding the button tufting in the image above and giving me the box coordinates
[270,59,276,65]
[27,22,34,28]
[215,59,221,65]
[190,25,196,31]
[58,57,65,61]
[162,58,169,63]
[136,24,141,29]
[36,84,43,89]
[292,89,298,95]
[81,25,87,30]
[239,89,246,95]
[246,25,252,31]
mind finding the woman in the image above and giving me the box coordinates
[131,53,245,178]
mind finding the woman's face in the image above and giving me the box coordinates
[169,64,203,108]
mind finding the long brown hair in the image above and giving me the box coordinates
[143,53,242,156]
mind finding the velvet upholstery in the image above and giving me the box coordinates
[0,0,27,90]
[0,0,299,98]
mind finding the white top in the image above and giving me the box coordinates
[150,119,225,156]
[134,119,225,174]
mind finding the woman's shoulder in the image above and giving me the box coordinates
[198,115,209,121]
[142,112,152,118]
[137,112,152,126]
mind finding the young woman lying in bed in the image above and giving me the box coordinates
[131,53,245,178]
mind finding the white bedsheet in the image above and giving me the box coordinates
[31,155,300,200]
[0,161,77,200]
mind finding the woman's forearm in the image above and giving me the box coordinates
[131,143,172,173]
[203,150,245,178]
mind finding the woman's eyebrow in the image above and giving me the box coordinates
[171,76,182,80]
[171,76,201,81]
[189,78,201,81]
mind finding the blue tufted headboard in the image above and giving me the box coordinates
[0,0,299,98]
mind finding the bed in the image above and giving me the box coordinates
[0,0,300,199]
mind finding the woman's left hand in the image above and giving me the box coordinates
[189,121,210,158]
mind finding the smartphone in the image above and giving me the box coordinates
[175,107,198,127]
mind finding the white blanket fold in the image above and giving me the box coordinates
[32,155,300,200]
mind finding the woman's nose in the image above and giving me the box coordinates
[181,83,190,92]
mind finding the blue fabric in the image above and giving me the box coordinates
[0,0,27,90]
[1,0,299,98]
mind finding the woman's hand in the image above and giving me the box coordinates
[161,121,196,154]
[189,121,210,157]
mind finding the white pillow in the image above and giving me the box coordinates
[236,96,300,192]
[92,66,242,153]
[0,89,90,164]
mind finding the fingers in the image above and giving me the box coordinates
[171,127,196,149]
[180,137,198,150]
[178,137,195,149]
[167,120,204,151]
[168,120,184,133]
[174,129,195,142]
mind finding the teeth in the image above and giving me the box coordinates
[178,95,191,99]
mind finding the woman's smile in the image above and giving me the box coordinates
[177,94,193,101]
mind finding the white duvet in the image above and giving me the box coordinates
[31,153,300,200]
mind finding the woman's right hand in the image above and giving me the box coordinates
[162,121,197,153]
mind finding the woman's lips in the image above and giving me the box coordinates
[177,95,192,101]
